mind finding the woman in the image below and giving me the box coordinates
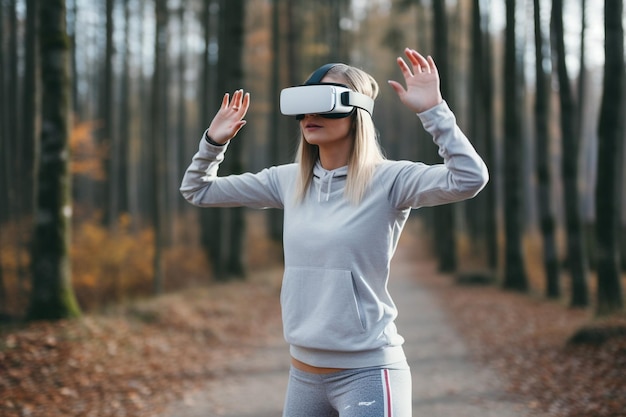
[180,48,488,417]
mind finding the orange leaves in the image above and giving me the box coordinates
[70,216,155,309]
[69,119,106,180]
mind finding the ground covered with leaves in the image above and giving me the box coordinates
[422,272,626,417]
[2,262,626,416]
[0,270,283,417]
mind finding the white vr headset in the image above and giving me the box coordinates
[280,63,375,120]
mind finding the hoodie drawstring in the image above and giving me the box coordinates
[317,171,336,202]
[313,161,348,203]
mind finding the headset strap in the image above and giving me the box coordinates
[304,63,339,85]
[341,91,374,115]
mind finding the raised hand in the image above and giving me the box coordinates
[206,89,250,144]
[388,48,443,114]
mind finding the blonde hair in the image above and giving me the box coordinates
[294,64,386,204]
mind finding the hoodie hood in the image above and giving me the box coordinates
[312,160,348,202]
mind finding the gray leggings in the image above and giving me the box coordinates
[282,363,412,417]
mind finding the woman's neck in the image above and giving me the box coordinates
[318,142,351,170]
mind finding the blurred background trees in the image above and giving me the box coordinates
[0,0,624,320]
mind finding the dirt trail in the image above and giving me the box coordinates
[160,229,539,417]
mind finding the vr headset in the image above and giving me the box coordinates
[280,63,375,120]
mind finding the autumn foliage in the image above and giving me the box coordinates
[0,214,212,319]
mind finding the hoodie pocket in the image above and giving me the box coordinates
[281,266,366,351]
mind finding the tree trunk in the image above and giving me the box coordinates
[27,0,81,320]
[0,1,5,224]
[466,0,484,245]
[432,0,457,273]
[0,3,6,312]
[103,0,115,228]
[482,1,498,270]
[551,0,589,307]
[22,0,38,222]
[117,0,131,217]
[502,0,529,292]
[466,0,497,270]
[533,0,560,298]
[198,0,217,277]
[151,0,168,294]
[211,0,246,280]
[595,0,624,315]
[175,3,188,231]
[268,0,284,241]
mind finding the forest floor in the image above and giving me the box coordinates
[1,220,626,417]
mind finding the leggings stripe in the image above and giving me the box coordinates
[382,368,392,417]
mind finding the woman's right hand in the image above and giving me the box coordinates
[388,48,443,114]
[206,89,250,144]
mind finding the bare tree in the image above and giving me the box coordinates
[595,0,624,315]
[268,0,285,241]
[27,0,81,320]
[151,0,168,294]
[481,1,498,270]
[551,0,589,306]
[432,0,457,272]
[467,0,498,273]
[24,0,38,197]
[209,0,247,280]
[0,2,6,313]
[103,0,115,227]
[533,0,560,298]
[502,0,528,291]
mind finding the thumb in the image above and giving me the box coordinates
[232,120,247,136]
[387,80,405,96]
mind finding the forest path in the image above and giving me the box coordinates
[159,226,538,417]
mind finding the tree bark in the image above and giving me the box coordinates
[432,0,457,273]
[467,0,497,271]
[533,0,560,298]
[27,0,81,320]
[482,1,498,270]
[151,0,168,294]
[551,0,589,307]
[0,2,6,312]
[211,0,246,280]
[103,0,115,228]
[595,0,624,315]
[268,0,285,241]
[502,0,529,291]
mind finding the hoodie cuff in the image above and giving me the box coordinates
[204,130,226,146]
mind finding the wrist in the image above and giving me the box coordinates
[204,131,226,146]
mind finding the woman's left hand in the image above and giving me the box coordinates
[388,48,443,114]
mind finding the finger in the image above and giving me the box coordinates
[387,80,406,96]
[407,49,430,72]
[221,93,230,109]
[396,57,414,79]
[405,50,420,74]
[232,120,247,136]
[234,91,250,114]
[231,89,243,111]
[426,55,438,75]
[404,48,418,66]
[241,92,250,113]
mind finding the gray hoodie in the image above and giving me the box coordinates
[180,101,488,369]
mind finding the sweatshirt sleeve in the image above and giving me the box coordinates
[387,101,489,210]
[179,134,286,209]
